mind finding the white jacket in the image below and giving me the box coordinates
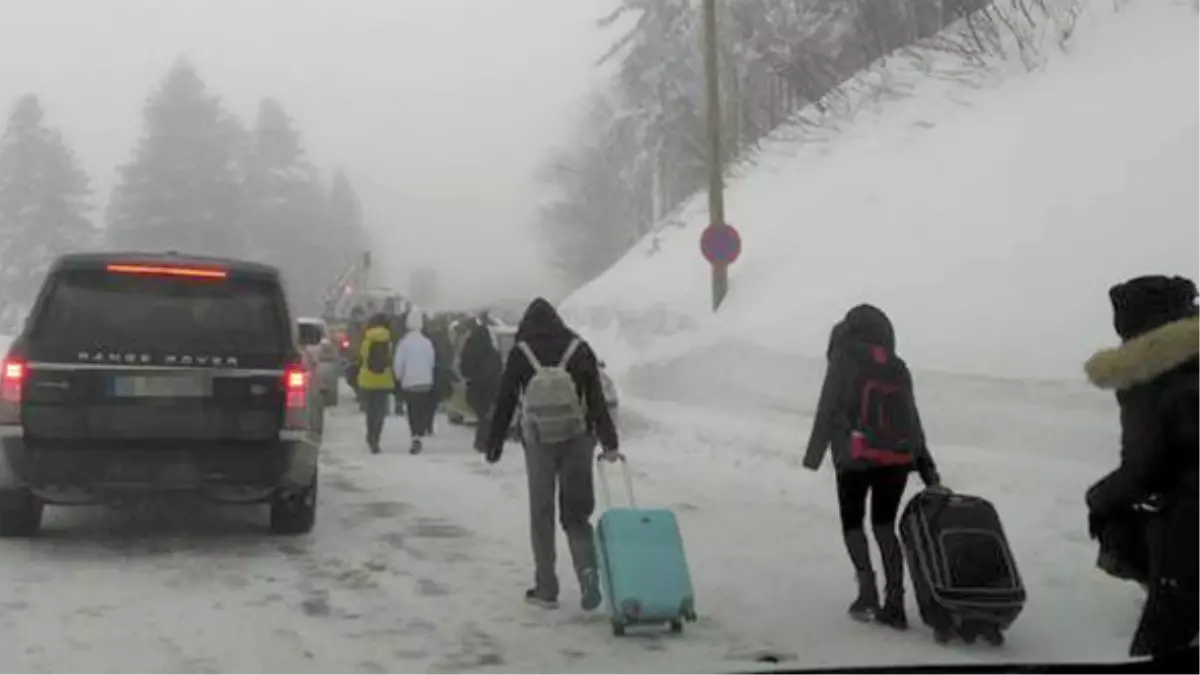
[393,331,436,391]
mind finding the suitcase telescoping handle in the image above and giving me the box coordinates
[597,452,637,509]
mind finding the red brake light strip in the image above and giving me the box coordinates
[106,263,228,279]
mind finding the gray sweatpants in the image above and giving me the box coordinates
[524,434,598,600]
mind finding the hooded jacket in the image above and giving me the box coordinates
[1084,312,1198,516]
[486,298,618,453]
[460,320,502,400]
[356,323,396,391]
[393,311,436,392]
[803,304,938,483]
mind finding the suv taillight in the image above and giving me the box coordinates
[0,355,25,425]
[283,363,309,429]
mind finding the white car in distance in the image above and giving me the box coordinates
[297,317,342,406]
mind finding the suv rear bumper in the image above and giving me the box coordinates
[0,430,318,504]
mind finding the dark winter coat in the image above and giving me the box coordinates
[460,321,502,408]
[427,325,454,402]
[1085,314,1199,515]
[1084,275,1198,658]
[803,304,939,485]
[486,298,618,455]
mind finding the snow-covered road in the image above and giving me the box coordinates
[0,378,1146,673]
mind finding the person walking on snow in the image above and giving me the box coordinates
[394,310,437,454]
[460,311,502,453]
[389,312,407,416]
[803,304,941,630]
[484,297,620,611]
[356,313,396,454]
[1084,275,1198,658]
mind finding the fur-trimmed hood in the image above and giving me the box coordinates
[1084,316,1199,390]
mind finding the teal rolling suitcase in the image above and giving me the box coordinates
[594,455,698,636]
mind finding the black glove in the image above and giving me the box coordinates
[485,446,503,464]
[917,457,941,488]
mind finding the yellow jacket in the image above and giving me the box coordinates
[356,325,396,391]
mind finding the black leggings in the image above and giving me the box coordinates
[836,467,910,533]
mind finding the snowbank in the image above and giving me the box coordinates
[564,0,1198,383]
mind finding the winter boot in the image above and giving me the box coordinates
[579,567,602,611]
[872,524,909,630]
[848,571,879,622]
[875,586,909,630]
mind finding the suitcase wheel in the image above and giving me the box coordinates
[611,621,626,637]
[670,619,683,634]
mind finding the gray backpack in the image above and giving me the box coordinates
[518,339,588,445]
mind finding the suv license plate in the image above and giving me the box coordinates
[113,375,209,398]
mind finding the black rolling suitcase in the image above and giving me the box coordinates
[899,487,1025,646]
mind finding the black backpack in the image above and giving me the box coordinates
[365,338,392,375]
[848,346,920,467]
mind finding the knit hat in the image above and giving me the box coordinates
[1109,275,1198,340]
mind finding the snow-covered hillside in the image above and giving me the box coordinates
[564,0,1198,383]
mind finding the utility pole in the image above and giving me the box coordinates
[702,0,729,311]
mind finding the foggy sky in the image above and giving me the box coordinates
[0,0,613,308]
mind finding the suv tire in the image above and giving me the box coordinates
[0,488,44,537]
[270,472,317,535]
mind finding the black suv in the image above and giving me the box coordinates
[0,252,324,536]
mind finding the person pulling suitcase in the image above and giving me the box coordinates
[803,304,942,629]
[483,298,620,611]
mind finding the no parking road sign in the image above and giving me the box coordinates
[700,222,742,266]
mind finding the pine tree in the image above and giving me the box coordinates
[243,98,317,261]
[327,169,368,272]
[539,91,654,286]
[105,59,246,257]
[329,169,364,238]
[242,97,338,313]
[0,94,94,331]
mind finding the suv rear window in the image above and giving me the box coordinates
[31,269,287,353]
[297,322,325,346]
